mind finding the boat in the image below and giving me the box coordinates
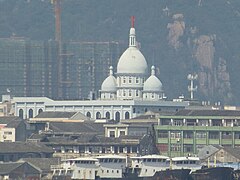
[51,155,202,180]
[168,156,202,173]
[128,154,169,178]
[96,154,127,179]
[51,157,99,180]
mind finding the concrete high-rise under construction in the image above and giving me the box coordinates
[0,37,120,100]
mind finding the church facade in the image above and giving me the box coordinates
[12,18,188,120]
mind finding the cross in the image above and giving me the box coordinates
[131,16,135,28]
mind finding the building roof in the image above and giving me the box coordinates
[222,146,240,160]
[6,119,23,128]
[35,111,77,118]
[48,122,104,134]
[175,109,240,117]
[0,142,54,154]
[198,145,240,161]
[0,116,21,125]
[0,162,23,174]
[19,158,60,173]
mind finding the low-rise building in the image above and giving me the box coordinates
[0,142,54,162]
[154,109,240,157]
[0,162,41,180]
[198,145,240,164]
[0,116,26,142]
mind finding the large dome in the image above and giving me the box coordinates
[117,47,148,74]
[117,26,148,75]
[143,66,163,92]
[101,66,117,92]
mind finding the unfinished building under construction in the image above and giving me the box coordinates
[0,38,120,100]
[62,41,120,99]
[0,37,59,99]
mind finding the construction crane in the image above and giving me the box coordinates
[51,0,74,99]
[51,0,61,43]
[50,0,63,98]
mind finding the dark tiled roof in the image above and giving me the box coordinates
[49,122,104,133]
[19,158,60,172]
[6,120,23,128]
[28,133,47,140]
[0,162,24,174]
[35,111,76,118]
[131,114,156,120]
[223,147,240,159]
[175,109,240,116]
[0,116,21,125]
[0,142,54,153]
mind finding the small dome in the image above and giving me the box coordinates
[143,66,163,92]
[117,47,148,74]
[101,66,117,92]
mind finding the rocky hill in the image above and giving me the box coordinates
[0,0,240,105]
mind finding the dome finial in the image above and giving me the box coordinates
[151,66,155,76]
[109,66,113,76]
[129,16,136,47]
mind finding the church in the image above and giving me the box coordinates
[12,18,188,120]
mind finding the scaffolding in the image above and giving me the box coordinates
[0,38,120,100]
[63,41,120,99]
[0,38,58,99]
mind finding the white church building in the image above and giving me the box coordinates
[11,18,189,120]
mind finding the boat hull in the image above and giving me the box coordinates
[190,167,235,180]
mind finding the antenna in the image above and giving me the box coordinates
[187,73,198,100]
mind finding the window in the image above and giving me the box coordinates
[86,112,91,118]
[4,131,12,135]
[28,109,33,118]
[38,109,43,115]
[125,112,130,119]
[129,77,132,83]
[196,131,206,139]
[115,112,120,122]
[120,131,125,136]
[136,90,139,97]
[151,93,155,99]
[136,77,139,83]
[96,112,101,119]
[123,77,126,84]
[105,112,110,119]
[129,90,132,97]
[158,131,168,138]
[109,131,115,137]
[123,90,126,97]
[15,109,23,119]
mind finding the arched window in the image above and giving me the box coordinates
[115,112,120,122]
[105,112,110,120]
[28,109,33,118]
[19,109,23,119]
[86,112,91,118]
[129,90,132,97]
[125,112,130,119]
[123,76,126,84]
[96,112,101,119]
[38,109,43,114]
[129,77,132,84]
